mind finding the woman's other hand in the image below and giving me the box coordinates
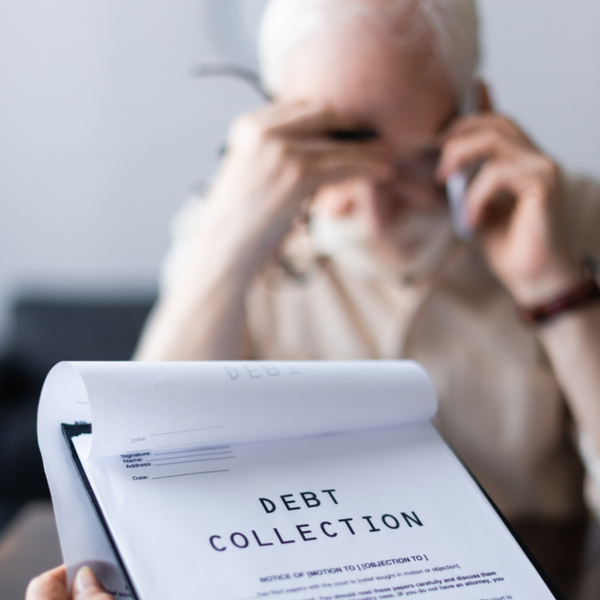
[26,565,115,600]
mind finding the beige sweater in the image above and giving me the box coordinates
[159,174,600,522]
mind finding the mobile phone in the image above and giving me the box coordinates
[447,169,476,241]
[446,83,481,241]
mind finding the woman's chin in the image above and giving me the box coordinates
[310,210,456,282]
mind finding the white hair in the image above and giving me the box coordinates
[258,0,480,100]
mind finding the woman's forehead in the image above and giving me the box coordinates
[279,33,457,152]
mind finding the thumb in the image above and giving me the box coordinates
[73,566,110,599]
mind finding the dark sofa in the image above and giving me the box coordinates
[0,294,155,528]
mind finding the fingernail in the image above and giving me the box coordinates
[74,566,97,593]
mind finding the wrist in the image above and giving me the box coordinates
[516,258,600,325]
[190,210,269,285]
[506,259,582,307]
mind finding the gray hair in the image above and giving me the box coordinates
[258,0,480,100]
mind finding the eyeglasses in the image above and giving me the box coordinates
[191,65,456,283]
[191,63,272,101]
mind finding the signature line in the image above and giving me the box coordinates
[150,425,226,437]
[152,469,229,480]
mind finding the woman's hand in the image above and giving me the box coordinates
[200,101,393,283]
[437,113,581,305]
[135,101,393,361]
[26,565,115,600]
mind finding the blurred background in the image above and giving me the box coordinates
[1,0,600,345]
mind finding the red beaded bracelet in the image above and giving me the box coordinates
[517,258,600,325]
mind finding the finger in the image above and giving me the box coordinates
[26,565,68,600]
[292,133,394,168]
[228,102,327,145]
[244,100,317,128]
[73,566,115,600]
[249,100,330,128]
[441,113,524,139]
[440,114,533,150]
[229,103,379,155]
[269,148,392,209]
[437,128,527,181]
[299,144,395,184]
[270,109,375,138]
[296,135,393,158]
[246,100,367,137]
[465,159,548,229]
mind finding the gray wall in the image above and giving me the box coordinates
[1,0,599,342]
[481,0,600,178]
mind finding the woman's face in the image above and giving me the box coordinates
[278,28,459,276]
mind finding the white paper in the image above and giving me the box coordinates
[77,360,437,458]
[38,360,556,600]
[36,362,129,594]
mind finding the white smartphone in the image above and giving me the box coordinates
[446,83,481,241]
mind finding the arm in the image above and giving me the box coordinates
[537,304,600,441]
[438,113,600,452]
[135,102,392,361]
[26,566,114,600]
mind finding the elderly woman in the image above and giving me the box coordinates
[134,0,600,592]
[138,0,600,531]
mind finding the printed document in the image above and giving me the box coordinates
[38,361,560,600]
